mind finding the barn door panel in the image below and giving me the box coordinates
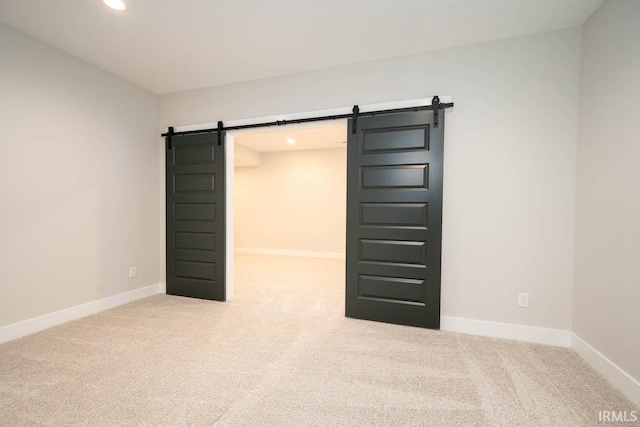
[345,110,444,328]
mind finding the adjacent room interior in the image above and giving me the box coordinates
[232,122,347,315]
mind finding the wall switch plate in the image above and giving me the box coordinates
[518,293,529,308]
[129,266,137,278]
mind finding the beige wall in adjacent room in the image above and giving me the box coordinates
[234,147,346,255]
[573,0,640,382]
[161,28,581,331]
[0,23,161,327]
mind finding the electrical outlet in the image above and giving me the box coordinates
[129,266,137,278]
[518,293,529,308]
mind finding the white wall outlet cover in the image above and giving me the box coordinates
[129,267,137,278]
[518,293,529,308]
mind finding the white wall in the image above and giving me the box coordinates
[0,23,160,328]
[234,143,262,167]
[574,0,640,386]
[234,147,346,255]
[161,28,581,331]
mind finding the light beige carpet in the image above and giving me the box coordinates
[0,254,637,426]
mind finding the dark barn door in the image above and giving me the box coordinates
[166,132,226,301]
[345,110,444,328]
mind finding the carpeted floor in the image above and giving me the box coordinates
[0,254,637,426]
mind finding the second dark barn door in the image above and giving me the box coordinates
[346,110,444,329]
[166,132,226,301]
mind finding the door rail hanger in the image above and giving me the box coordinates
[351,105,359,135]
[166,126,174,150]
[217,121,224,146]
[432,95,440,127]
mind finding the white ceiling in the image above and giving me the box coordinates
[0,0,602,94]
[234,121,347,153]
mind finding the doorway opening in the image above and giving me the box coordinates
[230,121,348,317]
[165,96,449,329]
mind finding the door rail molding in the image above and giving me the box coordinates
[162,96,454,138]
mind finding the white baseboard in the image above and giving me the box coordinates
[571,333,640,406]
[0,283,165,344]
[441,315,572,347]
[235,247,345,260]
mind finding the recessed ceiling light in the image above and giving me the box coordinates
[287,138,295,145]
[103,0,127,11]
